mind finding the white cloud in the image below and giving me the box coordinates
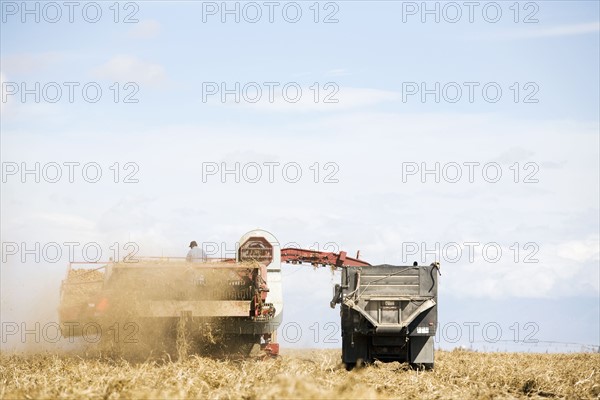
[34,213,96,231]
[91,55,167,86]
[502,22,600,39]
[326,68,351,77]
[440,240,599,299]
[0,71,65,122]
[1,112,598,299]
[0,71,9,114]
[557,236,600,263]
[222,87,400,113]
[0,52,63,74]
[492,147,536,164]
[128,20,161,39]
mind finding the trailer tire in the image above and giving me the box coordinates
[344,362,356,371]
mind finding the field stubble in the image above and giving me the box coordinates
[1,349,599,399]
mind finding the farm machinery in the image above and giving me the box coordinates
[331,263,439,369]
[59,229,439,367]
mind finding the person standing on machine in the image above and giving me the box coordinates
[186,241,207,262]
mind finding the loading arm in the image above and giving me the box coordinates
[280,248,371,268]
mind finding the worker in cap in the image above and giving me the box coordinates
[186,240,207,262]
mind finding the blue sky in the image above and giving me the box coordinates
[1,1,599,352]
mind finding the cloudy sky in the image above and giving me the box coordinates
[1,1,598,352]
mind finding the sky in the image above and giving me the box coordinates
[1,1,599,353]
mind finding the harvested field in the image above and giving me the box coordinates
[1,349,598,399]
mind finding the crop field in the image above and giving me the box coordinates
[1,349,599,399]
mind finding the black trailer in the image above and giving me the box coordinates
[331,263,439,370]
